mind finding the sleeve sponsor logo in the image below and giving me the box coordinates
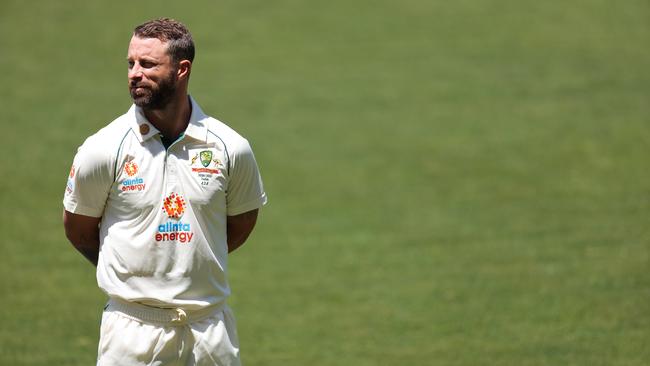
[66,180,74,194]
[65,165,75,194]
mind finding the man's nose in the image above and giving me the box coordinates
[128,65,143,80]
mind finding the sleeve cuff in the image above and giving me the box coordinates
[227,193,268,216]
[63,200,104,218]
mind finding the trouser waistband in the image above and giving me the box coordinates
[106,298,226,326]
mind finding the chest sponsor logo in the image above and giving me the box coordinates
[157,193,193,243]
[162,192,186,218]
[156,221,193,243]
[119,161,146,191]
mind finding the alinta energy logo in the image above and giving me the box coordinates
[66,165,75,194]
[157,193,193,243]
[125,161,138,176]
[120,161,146,192]
[162,193,186,218]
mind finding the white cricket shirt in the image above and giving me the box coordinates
[63,97,267,310]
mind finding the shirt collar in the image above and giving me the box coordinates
[128,95,209,143]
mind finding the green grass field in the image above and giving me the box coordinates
[1,0,648,365]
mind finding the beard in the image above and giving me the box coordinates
[129,70,177,110]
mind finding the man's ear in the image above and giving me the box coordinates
[178,60,192,80]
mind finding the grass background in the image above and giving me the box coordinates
[1,0,648,365]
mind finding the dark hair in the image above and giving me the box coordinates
[133,18,195,63]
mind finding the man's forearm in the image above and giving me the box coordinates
[63,210,101,267]
[227,209,259,253]
[72,239,100,266]
[227,230,249,253]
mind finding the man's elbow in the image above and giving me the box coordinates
[226,209,259,253]
[63,210,76,244]
[62,210,100,246]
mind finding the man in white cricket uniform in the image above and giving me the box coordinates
[63,18,266,366]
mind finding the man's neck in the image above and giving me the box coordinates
[143,95,192,141]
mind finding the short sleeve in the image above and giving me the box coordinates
[226,139,267,216]
[63,138,114,217]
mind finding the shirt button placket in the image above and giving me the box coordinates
[166,154,178,187]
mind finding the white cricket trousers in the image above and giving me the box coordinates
[97,298,241,366]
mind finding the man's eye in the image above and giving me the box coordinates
[141,62,155,68]
[127,61,135,69]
